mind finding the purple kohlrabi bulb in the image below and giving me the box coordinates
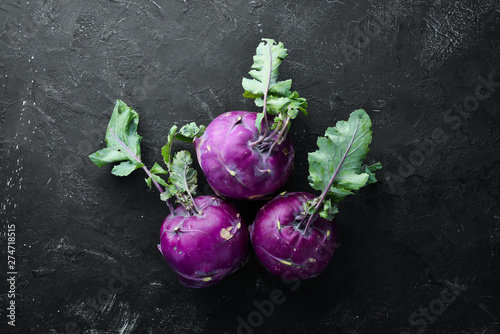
[194,111,294,200]
[250,192,337,280]
[159,196,249,288]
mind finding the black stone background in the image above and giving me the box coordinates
[1,0,500,333]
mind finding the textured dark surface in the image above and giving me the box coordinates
[1,1,500,333]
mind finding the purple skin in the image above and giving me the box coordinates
[194,111,294,200]
[159,196,249,288]
[249,192,337,280]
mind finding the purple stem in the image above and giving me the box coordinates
[182,164,200,214]
[266,116,290,157]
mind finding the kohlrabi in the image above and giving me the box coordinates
[194,38,307,200]
[89,100,249,288]
[249,109,382,280]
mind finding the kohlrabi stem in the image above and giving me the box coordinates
[267,116,290,157]
[302,120,360,233]
[176,192,197,216]
[267,120,281,139]
[250,121,279,148]
[142,166,175,213]
[281,120,290,144]
[249,134,266,147]
[183,165,200,214]
[107,126,175,213]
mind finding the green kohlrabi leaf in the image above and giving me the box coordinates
[112,161,142,176]
[88,100,144,176]
[145,173,169,190]
[176,122,206,142]
[308,109,381,202]
[150,162,168,175]
[242,38,287,97]
[318,199,339,221]
[160,187,177,202]
[302,196,338,223]
[154,124,204,213]
[242,38,307,132]
[169,150,198,195]
[145,162,169,190]
[161,123,205,167]
[161,125,179,166]
[363,162,383,184]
